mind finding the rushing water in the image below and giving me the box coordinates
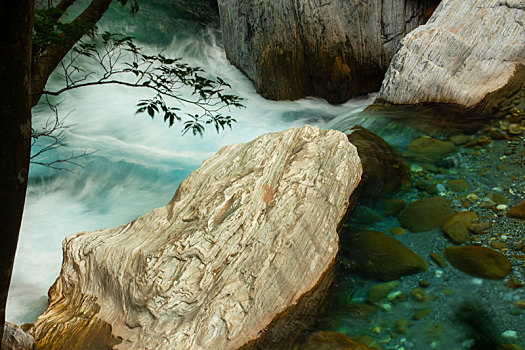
[9,2,525,349]
[7,1,373,324]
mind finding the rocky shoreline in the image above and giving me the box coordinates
[306,103,525,349]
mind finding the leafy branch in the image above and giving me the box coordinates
[38,30,244,136]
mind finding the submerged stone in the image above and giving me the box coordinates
[301,331,374,350]
[398,196,452,232]
[447,179,469,192]
[508,199,525,219]
[347,125,410,203]
[344,230,427,281]
[367,281,400,303]
[430,252,447,268]
[444,246,512,280]
[30,125,362,349]
[403,136,457,164]
[442,211,478,244]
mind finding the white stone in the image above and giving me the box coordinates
[377,0,525,109]
[31,125,362,349]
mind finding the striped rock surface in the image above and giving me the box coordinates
[377,0,525,110]
[31,125,362,349]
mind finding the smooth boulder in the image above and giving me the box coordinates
[344,230,428,281]
[444,246,513,279]
[218,0,438,103]
[347,125,410,203]
[508,199,525,219]
[442,211,478,244]
[30,125,362,350]
[377,0,525,111]
[399,197,452,232]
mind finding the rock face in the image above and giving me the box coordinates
[31,125,362,349]
[377,0,525,110]
[218,0,438,103]
[2,322,34,350]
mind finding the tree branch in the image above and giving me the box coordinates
[31,0,112,106]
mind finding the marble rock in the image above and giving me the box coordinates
[377,0,525,111]
[31,125,362,350]
[218,0,437,103]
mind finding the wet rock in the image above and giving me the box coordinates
[347,125,410,203]
[399,196,452,232]
[490,193,510,205]
[2,322,34,350]
[30,126,363,349]
[403,136,457,164]
[344,230,427,281]
[442,211,478,244]
[450,134,472,145]
[301,331,374,350]
[447,179,469,192]
[411,288,429,302]
[444,246,513,280]
[508,276,524,289]
[353,206,383,225]
[412,308,432,320]
[218,0,436,103]
[415,179,437,194]
[491,241,507,249]
[508,123,523,135]
[508,200,525,219]
[367,281,400,303]
[430,252,447,267]
[418,280,430,288]
[395,318,409,335]
[390,227,407,236]
[468,222,492,234]
[376,0,525,112]
[383,198,406,216]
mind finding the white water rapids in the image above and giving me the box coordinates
[7,14,373,324]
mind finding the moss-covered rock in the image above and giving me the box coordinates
[344,230,427,281]
[443,246,512,279]
[399,197,452,232]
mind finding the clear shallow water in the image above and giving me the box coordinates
[9,2,524,349]
[7,2,373,324]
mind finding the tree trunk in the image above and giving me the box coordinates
[0,0,35,344]
[31,0,112,106]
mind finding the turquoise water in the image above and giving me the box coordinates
[7,1,372,324]
[8,2,524,349]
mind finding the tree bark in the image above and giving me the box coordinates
[31,0,112,106]
[0,0,35,344]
